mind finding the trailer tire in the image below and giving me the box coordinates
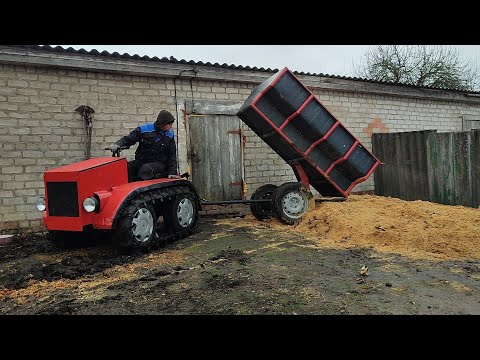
[250,184,277,220]
[114,199,159,255]
[163,191,199,238]
[272,182,311,225]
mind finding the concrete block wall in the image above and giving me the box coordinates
[0,65,259,232]
[2,61,480,233]
[0,64,189,232]
[242,125,297,195]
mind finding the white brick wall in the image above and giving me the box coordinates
[0,64,182,232]
[2,62,480,232]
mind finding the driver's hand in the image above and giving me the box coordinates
[168,174,181,179]
[109,144,120,152]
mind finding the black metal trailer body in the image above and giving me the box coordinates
[237,67,381,198]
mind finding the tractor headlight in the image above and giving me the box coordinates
[83,197,99,213]
[35,197,46,211]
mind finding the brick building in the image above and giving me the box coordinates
[1,45,480,232]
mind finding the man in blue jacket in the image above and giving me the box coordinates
[109,110,179,182]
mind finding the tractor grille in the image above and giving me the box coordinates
[46,182,79,217]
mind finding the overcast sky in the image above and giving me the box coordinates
[56,45,480,77]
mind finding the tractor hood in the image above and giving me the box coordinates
[43,157,128,231]
[45,157,126,174]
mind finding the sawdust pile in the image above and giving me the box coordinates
[268,195,480,261]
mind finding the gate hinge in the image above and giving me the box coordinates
[227,129,241,135]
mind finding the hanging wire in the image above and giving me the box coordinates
[189,66,197,112]
[173,67,198,176]
[174,76,180,175]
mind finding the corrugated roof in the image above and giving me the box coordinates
[11,45,480,94]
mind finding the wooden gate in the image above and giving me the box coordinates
[188,114,244,201]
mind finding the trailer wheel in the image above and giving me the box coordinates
[272,182,311,225]
[115,200,158,254]
[250,184,277,220]
[163,192,199,237]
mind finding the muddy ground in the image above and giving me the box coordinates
[1,197,480,315]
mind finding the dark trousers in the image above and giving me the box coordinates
[127,160,168,182]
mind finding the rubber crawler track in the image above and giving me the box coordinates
[117,185,199,247]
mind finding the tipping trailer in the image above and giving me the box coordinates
[237,67,381,224]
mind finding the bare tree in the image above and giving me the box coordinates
[353,45,479,91]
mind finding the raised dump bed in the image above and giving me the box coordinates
[237,67,381,198]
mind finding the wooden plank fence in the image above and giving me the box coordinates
[372,130,480,208]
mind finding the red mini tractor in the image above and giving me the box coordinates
[35,147,201,253]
